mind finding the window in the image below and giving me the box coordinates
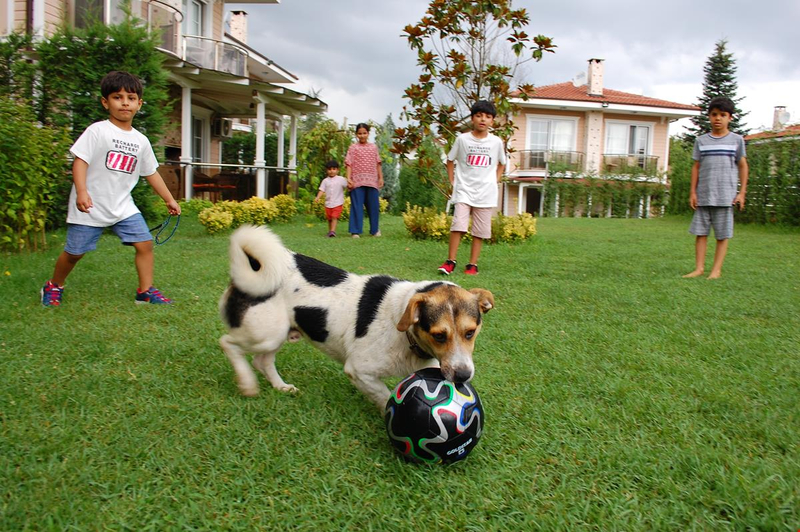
[191,117,204,163]
[73,0,131,28]
[526,117,577,169]
[604,123,651,155]
[182,0,205,36]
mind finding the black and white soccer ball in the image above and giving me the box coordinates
[385,367,483,464]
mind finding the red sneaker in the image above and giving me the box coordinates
[464,264,479,275]
[437,259,456,275]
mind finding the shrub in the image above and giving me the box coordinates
[491,213,537,243]
[0,97,71,251]
[180,198,214,215]
[197,206,233,234]
[402,205,537,244]
[402,204,452,241]
[240,197,279,225]
[270,194,297,222]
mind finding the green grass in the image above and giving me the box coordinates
[1,214,798,531]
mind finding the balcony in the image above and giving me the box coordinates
[602,154,659,176]
[183,35,248,77]
[146,0,182,56]
[514,150,584,173]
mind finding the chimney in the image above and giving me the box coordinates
[773,106,790,131]
[587,58,604,96]
[229,10,248,44]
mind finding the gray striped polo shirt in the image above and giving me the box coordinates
[692,132,746,206]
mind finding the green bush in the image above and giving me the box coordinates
[394,163,447,215]
[270,194,298,223]
[401,204,537,243]
[0,97,71,251]
[197,206,233,234]
[197,196,299,234]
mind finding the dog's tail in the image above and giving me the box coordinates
[228,224,292,296]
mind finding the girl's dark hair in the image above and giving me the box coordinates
[470,100,496,117]
[325,159,340,169]
[355,123,370,133]
[707,96,736,116]
[101,71,143,98]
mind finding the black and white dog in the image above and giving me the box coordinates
[219,225,494,409]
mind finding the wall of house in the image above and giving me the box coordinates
[212,0,223,40]
[43,0,64,35]
[12,0,26,33]
[505,184,520,216]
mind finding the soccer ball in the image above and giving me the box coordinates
[385,367,484,464]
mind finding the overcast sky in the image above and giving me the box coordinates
[229,0,800,134]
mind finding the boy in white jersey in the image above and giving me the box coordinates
[40,71,181,306]
[683,96,748,280]
[438,100,506,276]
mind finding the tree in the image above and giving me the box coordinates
[296,118,353,196]
[392,0,555,199]
[686,39,748,142]
[376,114,400,208]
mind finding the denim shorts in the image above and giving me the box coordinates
[64,213,152,255]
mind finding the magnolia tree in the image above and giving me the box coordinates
[392,0,555,197]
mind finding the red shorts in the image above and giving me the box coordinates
[325,205,343,220]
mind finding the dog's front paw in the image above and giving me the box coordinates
[238,383,260,397]
[276,383,299,394]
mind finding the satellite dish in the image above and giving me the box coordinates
[779,111,791,124]
[572,71,587,87]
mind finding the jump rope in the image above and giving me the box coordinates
[148,214,180,245]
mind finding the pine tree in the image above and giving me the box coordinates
[686,39,748,142]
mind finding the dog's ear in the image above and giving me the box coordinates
[470,288,495,314]
[397,293,424,332]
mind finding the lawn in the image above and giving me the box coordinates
[1,214,798,530]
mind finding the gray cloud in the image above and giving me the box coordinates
[230,0,800,130]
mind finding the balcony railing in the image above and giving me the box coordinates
[183,35,248,77]
[602,154,659,176]
[146,0,183,56]
[515,150,584,172]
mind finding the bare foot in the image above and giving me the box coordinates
[707,271,721,279]
[682,270,704,278]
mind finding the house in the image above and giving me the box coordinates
[1,0,326,201]
[745,106,800,144]
[505,58,699,217]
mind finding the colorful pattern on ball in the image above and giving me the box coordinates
[385,367,483,464]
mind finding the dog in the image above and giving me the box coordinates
[218,225,495,409]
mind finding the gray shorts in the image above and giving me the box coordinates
[689,206,734,240]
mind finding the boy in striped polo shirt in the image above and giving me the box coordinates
[683,96,749,280]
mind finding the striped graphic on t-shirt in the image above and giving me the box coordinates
[698,144,738,159]
[467,154,492,167]
[106,150,138,174]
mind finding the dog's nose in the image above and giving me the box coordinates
[452,368,473,383]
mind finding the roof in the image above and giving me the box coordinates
[515,82,700,111]
[745,124,800,142]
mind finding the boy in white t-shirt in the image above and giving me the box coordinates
[40,71,181,307]
[315,160,348,237]
[438,100,506,276]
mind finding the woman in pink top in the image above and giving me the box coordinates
[345,123,383,237]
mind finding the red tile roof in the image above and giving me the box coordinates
[516,82,700,111]
[745,124,800,141]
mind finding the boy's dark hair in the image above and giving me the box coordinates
[470,100,496,117]
[707,96,735,116]
[325,159,340,169]
[101,71,143,99]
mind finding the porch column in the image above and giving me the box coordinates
[517,184,524,216]
[289,115,298,169]
[181,85,193,199]
[277,118,285,169]
[255,99,266,198]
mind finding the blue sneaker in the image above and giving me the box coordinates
[135,286,173,304]
[41,280,64,307]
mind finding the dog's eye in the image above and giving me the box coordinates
[465,330,475,340]
[432,332,447,343]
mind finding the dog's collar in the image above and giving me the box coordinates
[406,331,434,360]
